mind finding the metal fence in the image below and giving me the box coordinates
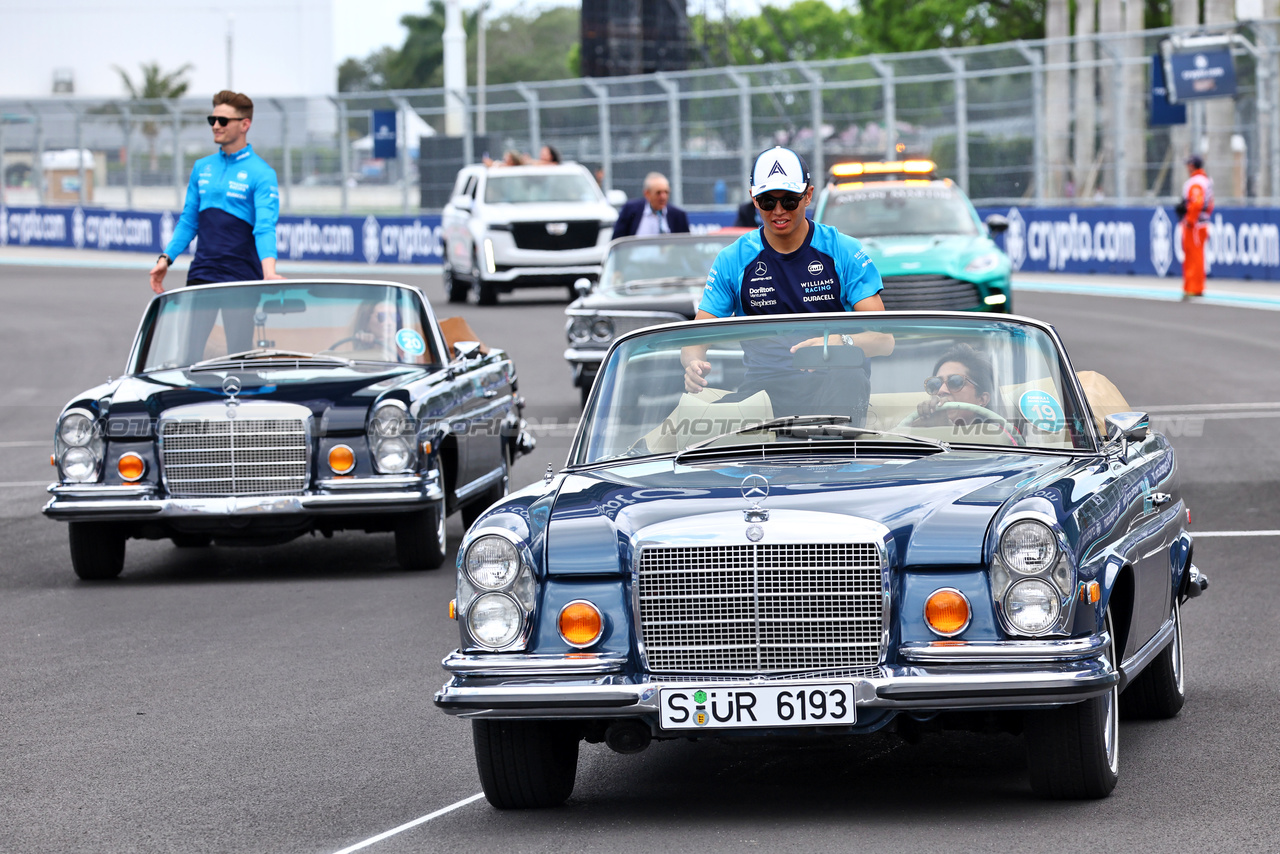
[3,18,1279,214]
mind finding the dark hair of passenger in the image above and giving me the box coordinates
[542,144,561,164]
[932,343,994,396]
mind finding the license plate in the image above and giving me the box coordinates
[659,684,856,730]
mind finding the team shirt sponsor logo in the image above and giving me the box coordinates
[807,260,823,275]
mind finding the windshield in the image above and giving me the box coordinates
[819,184,979,237]
[573,316,1092,465]
[134,283,439,372]
[485,173,601,204]
[600,235,736,293]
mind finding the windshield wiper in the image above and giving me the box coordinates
[621,276,706,293]
[190,349,353,370]
[675,413,950,460]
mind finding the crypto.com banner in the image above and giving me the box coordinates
[0,205,739,266]
[976,205,1280,281]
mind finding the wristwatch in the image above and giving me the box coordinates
[157,253,173,266]
[840,334,855,346]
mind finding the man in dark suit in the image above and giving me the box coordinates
[612,172,690,239]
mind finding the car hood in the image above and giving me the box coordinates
[481,202,619,224]
[87,364,426,430]
[857,234,1004,278]
[543,451,1072,571]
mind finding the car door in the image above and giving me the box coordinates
[1113,435,1178,658]
[442,170,478,273]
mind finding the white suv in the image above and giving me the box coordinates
[440,163,623,305]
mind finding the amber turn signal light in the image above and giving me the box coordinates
[117,452,146,482]
[925,588,971,637]
[558,600,603,648]
[328,444,356,475]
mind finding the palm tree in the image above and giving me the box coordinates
[115,62,194,172]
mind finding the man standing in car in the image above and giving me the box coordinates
[612,172,690,238]
[149,90,283,293]
[682,146,891,396]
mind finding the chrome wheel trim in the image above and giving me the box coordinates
[436,502,447,551]
[1104,610,1120,776]
[1172,599,1185,696]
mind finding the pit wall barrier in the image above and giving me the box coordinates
[974,205,1280,281]
[0,205,739,266]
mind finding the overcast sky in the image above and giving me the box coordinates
[332,0,772,62]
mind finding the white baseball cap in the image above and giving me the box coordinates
[750,146,811,197]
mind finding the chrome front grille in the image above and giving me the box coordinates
[880,274,982,311]
[637,543,885,675]
[161,416,309,496]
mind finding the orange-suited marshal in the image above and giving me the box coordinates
[1180,155,1213,297]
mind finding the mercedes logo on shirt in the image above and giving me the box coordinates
[754,261,768,277]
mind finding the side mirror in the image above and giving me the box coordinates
[453,340,483,361]
[573,277,593,298]
[1105,411,1149,456]
[606,189,628,207]
[452,196,472,211]
[984,214,1009,234]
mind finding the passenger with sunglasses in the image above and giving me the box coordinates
[150,90,283,295]
[682,147,890,421]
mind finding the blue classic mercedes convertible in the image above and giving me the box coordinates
[436,311,1208,807]
[44,279,533,579]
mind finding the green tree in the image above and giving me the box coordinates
[338,47,396,92]
[384,1,479,90]
[473,7,582,85]
[856,0,1044,54]
[115,61,193,171]
[704,1,864,65]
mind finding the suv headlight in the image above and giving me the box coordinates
[367,401,417,474]
[1000,520,1057,574]
[55,410,103,483]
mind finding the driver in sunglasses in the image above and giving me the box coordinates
[916,344,1000,427]
[150,89,283,295]
[682,146,892,421]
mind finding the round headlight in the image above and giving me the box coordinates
[467,592,523,648]
[1000,520,1058,574]
[590,317,614,342]
[369,403,408,440]
[374,438,412,472]
[568,317,591,344]
[61,447,99,482]
[465,535,522,589]
[1005,578,1061,635]
[58,413,96,447]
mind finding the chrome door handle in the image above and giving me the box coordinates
[1149,492,1171,507]
[483,389,498,399]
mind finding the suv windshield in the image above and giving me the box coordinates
[485,173,601,204]
[821,184,979,237]
[134,283,439,372]
[573,316,1092,465]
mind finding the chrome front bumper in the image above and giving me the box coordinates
[42,472,443,521]
[434,634,1118,719]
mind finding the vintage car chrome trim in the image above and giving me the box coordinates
[1117,615,1176,689]
[563,347,607,363]
[900,633,1110,663]
[43,480,443,520]
[442,652,627,676]
[629,511,893,675]
[454,465,506,503]
[47,483,158,499]
[315,471,439,490]
[435,655,1118,718]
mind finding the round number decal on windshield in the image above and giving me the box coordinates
[1019,389,1066,434]
[396,328,426,356]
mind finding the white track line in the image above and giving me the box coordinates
[330,792,486,854]
[1192,530,1280,538]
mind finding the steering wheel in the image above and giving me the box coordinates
[326,335,364,351]
[898,401,1025,446]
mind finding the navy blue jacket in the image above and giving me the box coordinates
[611,198,690,239]
[165,144,280,283]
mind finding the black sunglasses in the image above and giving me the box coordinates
[924,374,978,395]
[755,193,804,212]
[206,115,245,127]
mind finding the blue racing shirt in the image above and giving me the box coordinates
[699,222,883,378]
[165,144,279,283]
[699,221,881,317]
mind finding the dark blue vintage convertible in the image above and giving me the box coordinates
[436,311,1207,807]
[44,279,533,579]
